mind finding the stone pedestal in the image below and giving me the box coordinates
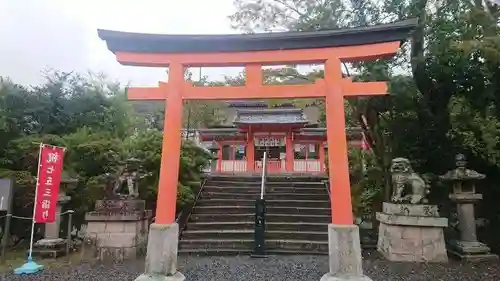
[31,191,71,258]
[85,199,152,262]
[376,202,448,262]
[320,224,372,281]
[448,193,498,261]
[135,223,185,281]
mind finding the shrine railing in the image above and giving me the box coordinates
[220,160,247,173]
[293,160,322,172]
[254,160,284,173]
[216,160,324,173]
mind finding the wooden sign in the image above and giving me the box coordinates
[255,136,285,147]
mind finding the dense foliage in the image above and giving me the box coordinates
[0,71,211,240]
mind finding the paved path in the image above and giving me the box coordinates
[5,252,500,281]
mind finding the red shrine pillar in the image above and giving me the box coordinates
[142,63,187,281]
[285,130,294,172]
[156,63,184,224]
[246,127,255,172]
[325,58,353,225]
[322,57,365,281]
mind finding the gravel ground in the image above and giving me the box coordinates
[3,251,500,281]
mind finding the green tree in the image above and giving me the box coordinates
[0,70,213,237]
[229,0,500,204]
[126,129,211,209]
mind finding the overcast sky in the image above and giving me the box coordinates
[0,0,240,86]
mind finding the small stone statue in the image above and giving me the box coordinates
[104,158,142,199]
[390,157,430,204]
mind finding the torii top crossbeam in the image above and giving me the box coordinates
[98,18,416,225]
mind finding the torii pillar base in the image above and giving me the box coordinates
[320,224,372,281]
[135,223,185,281]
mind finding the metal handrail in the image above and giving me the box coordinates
[323,179,331,199]
[260,152,267,199]
[175,177,208,237]
[253,151,268,258]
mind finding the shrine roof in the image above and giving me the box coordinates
[198,128,240,138]
[299,127,362,141]
[234,108,308,125]
[299,128,326,136]
[98,19,417,54]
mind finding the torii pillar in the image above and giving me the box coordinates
[98,18,416,281]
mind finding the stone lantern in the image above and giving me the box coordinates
[207,141,219,172]
[439,153,498,261]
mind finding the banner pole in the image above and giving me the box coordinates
[28,143,44,260]
[14,143,44,274]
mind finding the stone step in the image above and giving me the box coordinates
[193,206,331,216]
[178,248,252,256]
[267,222,329,232]
[190,213,331,223]
[191,205,255,213]
[265,249,328,255]
[200,192,328,201]
[205,181,324,188]
[185,221,255,231]
[196,199,330,208]
[181,229,327,241]
[203,186,327,195]
[186,221,329,232]
[181,176,331,256]
[177,248,328,256]
[179,238,328,253]
[178,238,375,254]
[193,206,255,214]
[179,238,252,251]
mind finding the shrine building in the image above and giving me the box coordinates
[197,100,362,174]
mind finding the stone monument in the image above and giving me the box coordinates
[85,158,152,262]
[440,153,498,261]
[31,175,74,258]
[377,158,448,262]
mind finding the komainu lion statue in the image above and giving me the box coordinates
[390,157,430,204]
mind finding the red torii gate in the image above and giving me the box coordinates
[99,18,416,281]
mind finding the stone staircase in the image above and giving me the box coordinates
[178,174,330,255]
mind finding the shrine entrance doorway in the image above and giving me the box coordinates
[254,145,285,173]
